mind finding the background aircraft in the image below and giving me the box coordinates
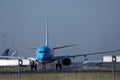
[1,49,17,57]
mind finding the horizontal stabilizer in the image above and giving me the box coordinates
[52,44,77,50]
[22,46,38,50]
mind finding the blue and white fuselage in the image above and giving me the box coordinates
[36,46,54,64]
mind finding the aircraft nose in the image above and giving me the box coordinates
[36,53,44,60]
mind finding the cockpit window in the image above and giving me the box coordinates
[39,50,48,53]
[39,51,43,53]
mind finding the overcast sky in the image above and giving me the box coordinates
[0,0,120,61]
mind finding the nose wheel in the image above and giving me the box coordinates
[30,61,37,70]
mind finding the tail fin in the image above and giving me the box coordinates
[1,49,10,56]
[45,19,48,46]
[1,49,18,56]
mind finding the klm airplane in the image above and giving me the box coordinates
[29,22,120,70]
[30,22,78,70]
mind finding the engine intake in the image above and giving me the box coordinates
[62,58,71,66]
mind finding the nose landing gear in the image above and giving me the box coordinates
[30,61,37,70]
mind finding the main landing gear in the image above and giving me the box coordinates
[56,60,62,71]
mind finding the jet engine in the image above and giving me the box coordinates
[61,57,71,66]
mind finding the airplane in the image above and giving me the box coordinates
[1,49,17,57]
[0,21,120,71]
[27,21,120,70]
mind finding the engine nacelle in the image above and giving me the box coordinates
[61,57,71,66]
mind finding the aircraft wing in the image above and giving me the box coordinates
[53,49,120,60]
[68,49,120,58]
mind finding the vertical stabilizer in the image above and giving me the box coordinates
[45,19,48,46]
[1,49,10,56]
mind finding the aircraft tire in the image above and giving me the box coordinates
[56,63,62,70]
[31,65,34,70]
[34,64,37,70]
[59,64,62,70]
[56,64,58,70]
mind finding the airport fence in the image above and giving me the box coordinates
[0,63,120,80]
